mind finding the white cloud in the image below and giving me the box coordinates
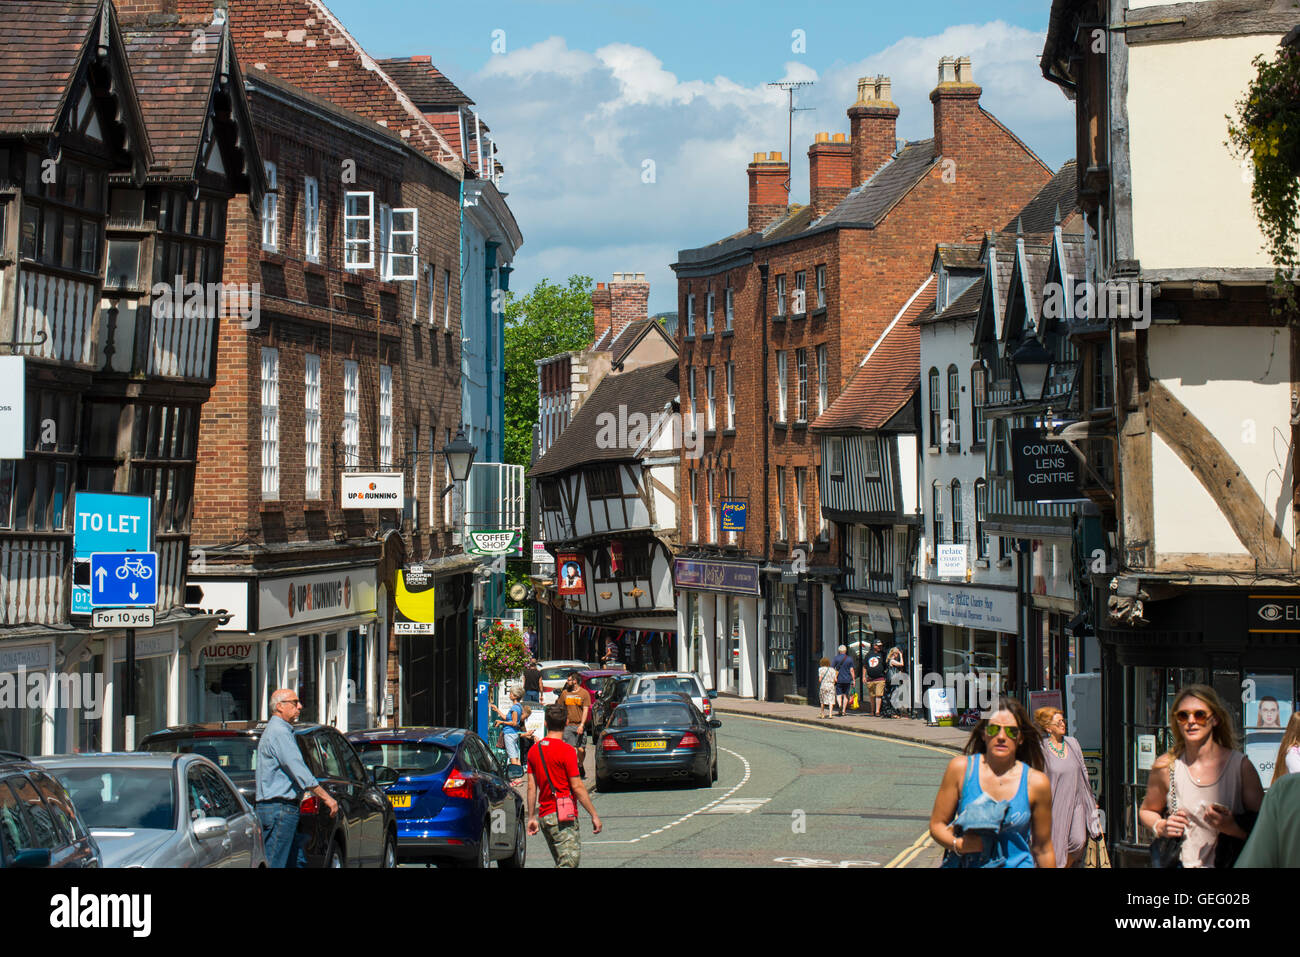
[474,22,1073,314]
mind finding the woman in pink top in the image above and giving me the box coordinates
[1139,685,1263,868]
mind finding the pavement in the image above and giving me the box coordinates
[710,694,968,752]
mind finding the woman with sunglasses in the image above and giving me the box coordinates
[1034,706,1100,867]
[930,696,1055,867]
[1139,685,1263,868]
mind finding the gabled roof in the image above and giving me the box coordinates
[529,360,680,478]
[378,56,474,109]
[0,0,101,135]
[916,274,984,325]
[609,318,678,365]
[815,140,939,229]
[812,283,935,433]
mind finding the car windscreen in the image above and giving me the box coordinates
[51,768,176,831]
[540,667,579,682]
[352,742,454,777]
[611,704,693,729]
[636,677,698,698]
[141,735,257,776]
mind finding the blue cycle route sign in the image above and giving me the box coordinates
[89,552,158,608]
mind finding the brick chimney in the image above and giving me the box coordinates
[847,76,899,186]
[808,132,852,218]
[609,272,650,343]
[930,56,981,158]
[592,282,612,345]
[747,151,789,233]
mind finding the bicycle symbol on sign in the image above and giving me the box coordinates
[115,556,153,580]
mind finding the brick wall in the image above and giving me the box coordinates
[609,272,649,342]
[808,134,851,218]
[747,152,789,232]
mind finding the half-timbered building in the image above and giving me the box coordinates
[1043,0,1300,865]
[530,360,681,670]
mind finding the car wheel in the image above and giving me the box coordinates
[712,757,718,782]
[498,817,526,869]
[461,822,492,869]
[693,765,711,788]
[327,840,344,869]
[381,831,397,869]
[595,773,614,792]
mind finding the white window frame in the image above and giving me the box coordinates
[260,347,279,499]
[343,360,360,470]
[817,345,828,415]
[816,264,826,308]
[376,203,393,280]
[303,176,319,262]
[705,288,715,334]
[425,265,436,324]
[864,437,881,477]
[388,207,418,281]
[428,426,437,528]
[706,366,716,431]
[410,427,420,529]
[443,270,451,329]
[262,161,278,252]
[690,470,699,541]
[796,348,808,422]
[706,470,715,544]
[687,366,696,421]
[686,293,695,337]
[830,436,844,476]
[776,351,788,422]
[725,287,734,331]
[776,275,786,316]
[725,361,735,430]
[796,467,808,542]
[305,353,321,500]
[777,466,787,540]
[344,191,374,270]
[793,271,806,314]
[379,365,393,469]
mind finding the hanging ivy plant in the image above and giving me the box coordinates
[1228,42,1300,310]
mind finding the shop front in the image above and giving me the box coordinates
[1101,585,1300,867]
[919,582,1018,710]
[674,558,762,698]
[837,597,909,711]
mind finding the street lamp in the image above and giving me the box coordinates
[1011,337,1052,404]
[440,427,477,497]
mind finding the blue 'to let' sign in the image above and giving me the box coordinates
[89,552,158,608]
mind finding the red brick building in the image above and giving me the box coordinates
[121,0,484,731]
[671,58,1052,702]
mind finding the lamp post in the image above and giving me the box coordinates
[440,428,481,732]
[440,427,477,494]
[1011,337,1052,404]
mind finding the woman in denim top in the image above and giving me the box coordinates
[930,696,1056,868]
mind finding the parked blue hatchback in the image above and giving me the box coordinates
[346,728,525,869]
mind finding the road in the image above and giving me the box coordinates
[523,713,952,868]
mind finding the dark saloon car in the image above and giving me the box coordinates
[0,751,100,868]
[139,723,398,868]
[347,728,525,869]
[595,698,721,790]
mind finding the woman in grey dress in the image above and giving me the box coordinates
[1034,706,1098,867]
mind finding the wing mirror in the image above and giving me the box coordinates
[709,719,723,729]
[192,817,229,841]
[371,765,399,787]
[10,848,52,868]
[707,690,718,699]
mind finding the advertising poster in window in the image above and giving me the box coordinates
[1244,673,1294,788]
[556,554,585,595]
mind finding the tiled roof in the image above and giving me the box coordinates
[529,360,680,478]
[812,287,935,432]
[0,0,100,134]
[936,243,983,270]
[763,204,816,240]
[122,24,224,176]
[1003,160,1078,233]
[816,140,939,229]
[916,274,984,325]
[378,56,474,109]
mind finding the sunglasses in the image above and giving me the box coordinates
[1174,709,1212,725]
[984,723,1020,740]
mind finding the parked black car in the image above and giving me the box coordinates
[0,751,100,868]
[138,723,398,867]
[595,697,721,790]
[590,673,635,742]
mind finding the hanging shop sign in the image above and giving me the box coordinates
[720,499,748,532]
[394,566,436,636]
[556,554,586,595]
[1248,594,1300,633]
[532,541,553,572]
[1010,428,1081,502]
[937,543,967,578]
[186,579,252,633]
[0,357,24,460]
[673,558,761,596]
[341,472,404,509]
[466,530,521,556]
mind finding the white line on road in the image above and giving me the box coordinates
[587,746,752,845]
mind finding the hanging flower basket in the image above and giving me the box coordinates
[479,623,530,685]
[1227,43,1300,307]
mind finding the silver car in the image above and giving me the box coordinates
[35,753,267,868]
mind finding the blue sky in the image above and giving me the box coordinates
[330,0,1076,313]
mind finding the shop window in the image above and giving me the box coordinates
[586,465,622,499]
[768,585,795,671]
[19,152,105,275]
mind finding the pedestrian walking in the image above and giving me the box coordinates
[1235,771,1300,867]
[1139,684,1262,868]
[929,696,1055,868]
[1034,706,1100,867]
[817,657,836,719]
[864,640,888,716]
[492,688,525,776]
[559,671,592,777]
[523,658,542,704]
[830,645,854,717]
[884,643,906,718]
[526,703,602,867]
[1270,712,1300,786]
[254,688,338,868]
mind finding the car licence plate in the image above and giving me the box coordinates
[632,740,666,751]
[389,794,411,808]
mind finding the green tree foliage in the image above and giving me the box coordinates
[503,275,595,467]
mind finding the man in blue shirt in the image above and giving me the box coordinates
[255,688,337,867]
[830,645,855,717]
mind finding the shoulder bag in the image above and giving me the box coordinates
[1212,754,1257,869]
[538,742,578,823]
[1149,759,1183,869]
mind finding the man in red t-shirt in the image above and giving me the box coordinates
[526,704,602,866]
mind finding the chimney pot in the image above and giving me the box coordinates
[747,150,790,232]
[809,131,853,218]
[815,132,830,143]
[848,74,899,186]
[768,151,783,162]
[831,133,846,143]
[930,55,982,156]
[753,151,765,163]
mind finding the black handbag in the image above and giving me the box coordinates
[1149,759,1184,869]
[1213,810,1257,868]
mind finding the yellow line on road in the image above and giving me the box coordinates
[885,830,933,868]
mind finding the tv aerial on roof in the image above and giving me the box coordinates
[766,81,816,194]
